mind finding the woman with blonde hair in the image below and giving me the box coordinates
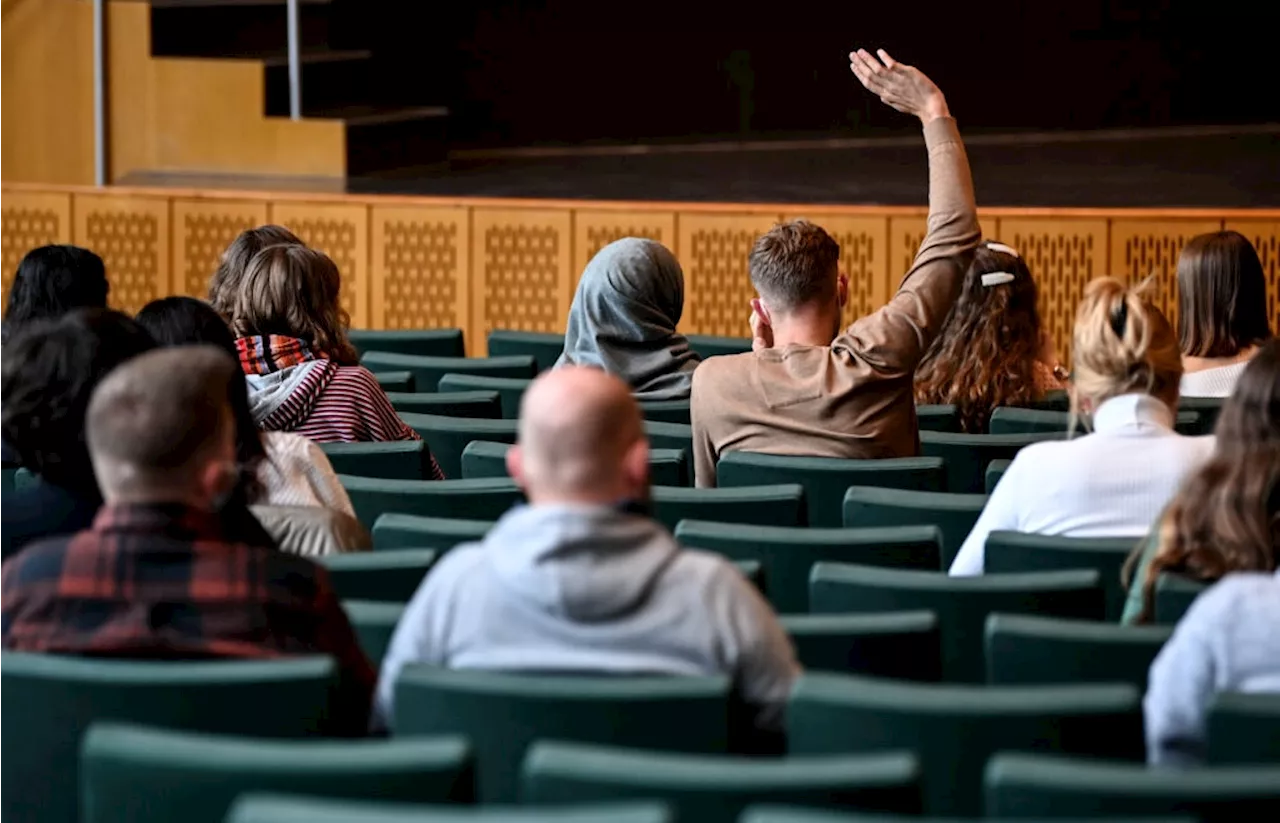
[949,277,1215,575]
[915,240,1064,431]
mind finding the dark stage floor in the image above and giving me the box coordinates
[123,125,1280,207]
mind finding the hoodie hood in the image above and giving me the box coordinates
[483,504,679,622]
[244,359,336,431]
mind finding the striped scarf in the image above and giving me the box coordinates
[236,335,326,376]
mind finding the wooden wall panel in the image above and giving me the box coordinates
[572,209,678,289]
[72,192,171,315]
[370,205,471,347]
[270,202,371,329]
[470,208,573,343]
[676,212,779,337]
[1,191,74,306]
[1224,219,1280,334]
[172,199,269,298]
[888,217,929,289]
[783,214,890,327]
[1107,218,1222,330]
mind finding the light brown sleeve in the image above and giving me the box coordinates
[838,116,981,375]
[690,367,719,488]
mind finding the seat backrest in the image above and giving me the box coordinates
[318,549,438,602]
[984,531,1139,620]
[842,487,987,570]
[349,329,466,359]
[1208,692,1280,765]
[652,484,806,530]
[779,612,941,681]
[521,740,922,823]
[437,374,533,418]
[227,793,673,823]
[1,653,336,823]
[675,520,941,612]
[984,752,1280,821]
[1179,396,1224,434]
[916,404,961,433]
[719,453,946,528]
[486,329,566,372]
[339,475,523,529]
[80,724,474,823]
[371,514,493,552]
[638,399,692,426]
[361,352,536,393]
[737,804,1193,823]
[372,370,416,393]
[320,441,432,481]
[387,391,503,420]
[643,420,694,457]
[398,413,520,478]
[990,407,1203,437]
[461,441,689,487]
[984,613,1172,689]
[342,600,406,665]
[985,459,1011,494]
[1153,573,1208,624]
[790,673,1142,817]
[685,334,752,359]
[809,563,1105,682]
[393,667,731,803]
[919,431,1061,494]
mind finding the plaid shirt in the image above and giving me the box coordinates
[1,503,375,733]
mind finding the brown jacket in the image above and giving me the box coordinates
[691,117,981,487]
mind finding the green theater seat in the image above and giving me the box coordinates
[372,514,492,552]
[387,391,502,419]
[349,328,466,359]
[437,374,532,418]
[320,441,434,480]
[686,334,752,359]
[1153,573,1208,624]
[644,420,693,456]
[339,475,523,528]
[919,431,1060,494]
[989,407,1203,437]
[916,405,961,433]
[780,612,941,680]
[738,803,1192,823]
[362,352,535,393]
[398,414,519,478]
[638,399,692,425]
[343,600,406,665]
[486,329,565,372]
[652,485,806,531]
[372,371,416,393]
[462,441,689,487]
[228,795,672,823]
[984,531,1139,621]
[842,488,987,570]
[1208,692,1280,765]
[983,613,1172,689]
[318,549,437,602]
[1179,396,1224,434]
[985,460,1011,494]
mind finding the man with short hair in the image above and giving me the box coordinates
[1,346,374,732]
[376,366,800,732]
[691,49,982,486]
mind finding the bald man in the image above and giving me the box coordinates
[376,366,800,732]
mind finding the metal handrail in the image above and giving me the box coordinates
[286,0,301,120]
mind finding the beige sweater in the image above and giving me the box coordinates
[691,117,981,487]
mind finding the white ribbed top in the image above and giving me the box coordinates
[1179,361,1249,398]
[256,431,356,517]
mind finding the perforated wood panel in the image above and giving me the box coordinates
[470,208,573,337]
[72,193,171,315]
[888,217,929,288]
[676,213,779,336]
[1108,219,1222,329]
[270,202,370,328]
[172,199,269,298]
[783,214,890,326]
[1224,220,1280,334]
[370,205,470,343]
[1,191,73,307]
[571,210,679,288]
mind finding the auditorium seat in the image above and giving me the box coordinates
[989,407,1203,437]
[80,724,474,823]
[320,441,434,480]
[790,673,1143,817]
[984,531,1138,620]
[984,752,1280,821]
[392,668,731,802]
[983,614,1172,689]
[638,399,692,425]
[387,391,502,419]
[674,521,941,612]
[717,453,946,528]
[842,488,986,570]
[228,795,672,823]
[373,371,416,393]
[779,612,941,680]
[339,475,523,527]
[318,549,437,602]
[461,440,689,487]
[486,329,565,372]
[916,405,961,433]
[1020,390,1070,412]
[521,741,922,823]
[1,653,336,823]
[372,514,493,551]
[809,564,1105,682]
[1179,396,1225,433]
[652,484,806,530]
[919,431,1061,494]
[349,329,466,359]
[398,413,519,478]
[361,353,536,393]
[1208,692,1280,765]
[437,374,531,418]
[343,600,404,665]
[985,460,1011,494]
[644,420,694,457]
[686,334,752,360]
[738,804,1192,823]
[1153,573,1208,624]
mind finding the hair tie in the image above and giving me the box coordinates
[981,272,1016,288]
[984,242,1020,257]
[1110,299,1129,339]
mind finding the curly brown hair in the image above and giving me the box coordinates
[1125,338,1280,622]
[208,225,303,319]
[914,241,1046,432]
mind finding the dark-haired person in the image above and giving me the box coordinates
[1,347,374,733]
[207,225,303,320]
[1177,231,1273,397]
[915,241,1064,432]
[1,310,155,558]
[2,244,109,343]
[690,49,980,487]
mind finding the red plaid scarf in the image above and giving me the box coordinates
[236,335,326,375]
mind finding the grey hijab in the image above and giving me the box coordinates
[556,238,701,401]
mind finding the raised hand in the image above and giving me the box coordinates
[849,48,949,123]
[749,298,774,352]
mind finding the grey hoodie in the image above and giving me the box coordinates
[375,503,800,729]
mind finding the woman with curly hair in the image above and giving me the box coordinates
[914,240,1063,432]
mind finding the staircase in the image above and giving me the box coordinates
[147,0,449,176]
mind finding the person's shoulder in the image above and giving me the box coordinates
[672,547,760,597]
[332,364,384,391]
[691,352,753,392]
[1193,571,1280,615]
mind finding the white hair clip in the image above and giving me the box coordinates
[984,242,1020,257]
[981,272,1016,287]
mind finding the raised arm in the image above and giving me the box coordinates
[841,49,981,374]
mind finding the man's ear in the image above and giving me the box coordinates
[505,445,526,488]
[837,272,849,308]
[622,438,650,492]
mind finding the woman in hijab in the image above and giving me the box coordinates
[556,237,701,400]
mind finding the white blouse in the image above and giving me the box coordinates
[257,431,356,517]
[1180,361,1249,398]
[949,394,1215,576]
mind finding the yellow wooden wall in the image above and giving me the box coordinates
[3,183,1278,358]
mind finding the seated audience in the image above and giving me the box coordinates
[556,237,701,400]
[1,310,155,558]
[914,240,1064,431]
[950,278,1215,576]
[207,225,303,320]
[229,245,443,475]
[691,50,980,486]
[2,244,109,343]
[1176,230,1272,398]
[1122,338,1279,623]
[1144,570,1280,766]
[0,347,374,732]
[376,366,800,734]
